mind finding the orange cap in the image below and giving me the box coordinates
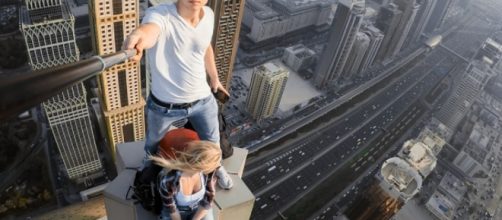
[158,128,200,159]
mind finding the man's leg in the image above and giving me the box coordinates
[144,97,186,165]
[188,95,233,189]
[187,95,220,143]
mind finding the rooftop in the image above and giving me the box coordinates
[380,157,422,199]
[425,190,456,220]
[247,0,331,20]
[272,0,331,14]
[20,0,72,25]
[438,172,467,203]
[398,140,437,178]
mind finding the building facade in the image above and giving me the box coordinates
[20,0,102,179]
[242,0,331,43]
[375,3,403,62]
[207,0,246,90]
[424,0,453,33]
[341,31,370,80]
[358,24,384,75]
[404,0,437,47]
[246,62,289,120]
[314,0,365,88]
[376,0,419,62]
[89,0,145,156]
[391,0,419,55]
[436,64,491,130]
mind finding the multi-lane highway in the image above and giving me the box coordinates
[244,48,447,219]
[243,10,498,220]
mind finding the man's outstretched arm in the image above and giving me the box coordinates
[205,45,229,96]
[124,23,161,62]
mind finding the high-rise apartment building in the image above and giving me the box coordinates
[246,62,289,120]
[392,0,419,55]
[89,0,145,156]
[341,31,370,80]
[376,0,419,61]
[375,3,403,62]
[436,63,491,130]
[314,0,365,89]
[404,0,437,47]
[358,24,384,75]
[20,0,102,179]
[424,0,453,33]
[207,0,246,90]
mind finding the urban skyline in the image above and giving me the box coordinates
[1,0,502,219]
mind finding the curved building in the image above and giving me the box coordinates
[398,140,437,177]
[380,157,423,201]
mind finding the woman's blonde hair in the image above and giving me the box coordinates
[149,140,221,174]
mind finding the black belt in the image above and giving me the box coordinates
[151,94,200,109]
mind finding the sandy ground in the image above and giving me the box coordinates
[236,59,321,113]
[36,196,106,220]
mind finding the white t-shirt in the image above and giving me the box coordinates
[142,3,214,103]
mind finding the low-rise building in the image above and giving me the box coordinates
[282,44,316,72]
[242,0,331,43]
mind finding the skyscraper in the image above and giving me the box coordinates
[376,0,419,62]
[207,0,246,90]
[89,0,145,156]
[424,0,453,33]
[341,31,370,80]
[358,24,384,75]
[392,0,419,54]
[246,62,289,120]
[436,63,491,130]
[375,3,403,62]
[404,0,437,47]
[314,0,365,89]
[20,0,102,179]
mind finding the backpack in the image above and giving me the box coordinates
[128,164,163,214]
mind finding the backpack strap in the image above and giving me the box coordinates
[198,171,215,209]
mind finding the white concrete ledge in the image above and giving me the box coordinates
[105,141,254,220]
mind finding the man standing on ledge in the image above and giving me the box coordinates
[124,0,233,189]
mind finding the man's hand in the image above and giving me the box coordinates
[210,78,229,97]
[122,24,161,62]
[124,29,145,62]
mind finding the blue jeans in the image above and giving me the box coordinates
[160,207,214,220]
[144,94,220,157]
